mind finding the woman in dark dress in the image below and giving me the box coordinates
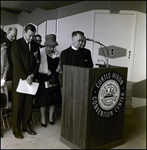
[36,34,62,127]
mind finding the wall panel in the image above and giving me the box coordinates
[57,10,94,53]
[38,21,46,45]
[46,20,57,35]
[1,10,17,25]
[132,12,146,82]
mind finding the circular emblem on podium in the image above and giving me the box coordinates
[91,71,126,118]
[98,79,120,111]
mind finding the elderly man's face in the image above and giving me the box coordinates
[72,34,84,49]
[7,30,17,41]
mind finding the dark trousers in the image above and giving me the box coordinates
[12,93,33,134]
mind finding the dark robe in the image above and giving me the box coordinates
[60,46,93,71]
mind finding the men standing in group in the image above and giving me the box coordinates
[11,24,40,139]
[5,27,17,81]
[60,31,93,71]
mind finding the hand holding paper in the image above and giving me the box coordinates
[26,74,34,85]
[16,78,39,95]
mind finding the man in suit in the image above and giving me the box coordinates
[11,24,40,139]
[3,27,18,105]
[60,31,93,71]
[4,27,18,81]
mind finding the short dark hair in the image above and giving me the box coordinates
[72,31,84,37]
[24,24,36,33]
[35,34,42,39]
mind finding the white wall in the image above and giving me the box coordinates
[131,12,146,108]
[46,20,57,35]
[57,10,94,53]
[38,21,46,45]
[131,12,146,82]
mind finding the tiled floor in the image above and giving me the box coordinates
[1,106,146,149]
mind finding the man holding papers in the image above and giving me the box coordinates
[11,24,40,139]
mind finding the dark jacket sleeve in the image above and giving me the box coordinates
[11,40,28,79]
[31,42,41,78]
[60,49,69,71]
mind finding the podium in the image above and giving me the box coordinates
[60,65,128,149]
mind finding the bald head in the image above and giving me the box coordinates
[7,27,17,41]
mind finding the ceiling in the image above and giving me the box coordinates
[1,1,84,14]
[1,1,146,15]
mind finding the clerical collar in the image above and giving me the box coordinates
[71,45,78,50]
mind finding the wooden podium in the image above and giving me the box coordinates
[60,65,128,149]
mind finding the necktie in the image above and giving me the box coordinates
[28,42,31,51]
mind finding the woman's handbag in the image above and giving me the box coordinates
[47,85,62,106]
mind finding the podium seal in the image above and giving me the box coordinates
[91,71,126,118]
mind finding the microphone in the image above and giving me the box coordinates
[86,38,102,44]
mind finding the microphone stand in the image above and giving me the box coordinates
[86,38,110,68]
[99,43,109,68]
[92,41,109,68]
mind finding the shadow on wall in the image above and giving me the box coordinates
[99,45,127,59]
[132,79,146,98]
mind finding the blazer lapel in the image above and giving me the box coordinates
[21,38,30,52]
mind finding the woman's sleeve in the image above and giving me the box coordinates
[55,52,61,73]
[3,52,9,80]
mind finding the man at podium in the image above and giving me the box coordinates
[60,31,93,70]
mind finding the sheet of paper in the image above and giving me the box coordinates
[16,78,39,95]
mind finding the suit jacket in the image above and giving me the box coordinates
[61,46,93,71]
[11,38,40,96]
